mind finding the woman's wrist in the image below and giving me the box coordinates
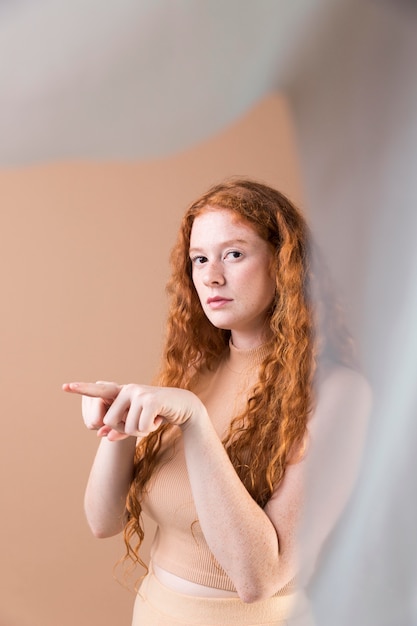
[179,401,209,435]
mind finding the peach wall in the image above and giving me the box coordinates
[0,94,302,626]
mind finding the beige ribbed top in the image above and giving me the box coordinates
[141,341,272,591]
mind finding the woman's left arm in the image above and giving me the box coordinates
[180,365,372,602]
[180,410,293,603]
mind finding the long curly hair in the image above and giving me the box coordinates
[122,178,354,572]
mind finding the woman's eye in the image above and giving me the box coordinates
[226,251,243,260]
[191,255,208,265]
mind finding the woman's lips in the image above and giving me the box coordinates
[207,297,232,309]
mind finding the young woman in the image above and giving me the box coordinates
[63,179,370,625]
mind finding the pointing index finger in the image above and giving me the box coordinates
[62,381,121,400]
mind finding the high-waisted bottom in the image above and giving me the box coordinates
[131,566,313,626]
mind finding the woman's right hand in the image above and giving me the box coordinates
[62,381,128,441]
[63,380,207,440]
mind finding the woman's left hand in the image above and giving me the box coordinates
[64,381,207,437]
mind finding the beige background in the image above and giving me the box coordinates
[0,94,302,626]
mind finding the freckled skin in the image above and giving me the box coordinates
[189,209,276,349]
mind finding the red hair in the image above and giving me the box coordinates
[122,178,354,571]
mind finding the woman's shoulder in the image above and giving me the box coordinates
[316,360,371,400]
[309,361,372,438]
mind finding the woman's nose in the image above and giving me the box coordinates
[203,261,225,286]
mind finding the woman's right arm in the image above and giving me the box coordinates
[63,381,138,538]
[84,436,137,538]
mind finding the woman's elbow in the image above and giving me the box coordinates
[88,524,117,539]
[85,515,125,539]
[237,579,279,604]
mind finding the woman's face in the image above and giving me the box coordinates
[189,208,276,349]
